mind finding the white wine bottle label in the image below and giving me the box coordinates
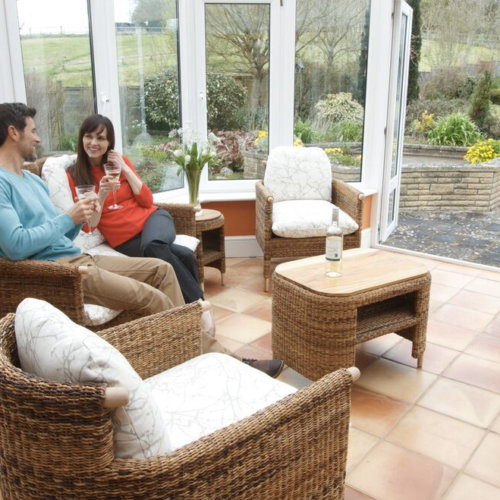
[325,236,342,261]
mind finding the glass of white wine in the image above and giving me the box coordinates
[75,184,96,235]
[103,162,123,210]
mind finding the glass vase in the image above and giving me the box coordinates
[186,167,202,216]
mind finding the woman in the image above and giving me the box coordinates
[68,114,204,303]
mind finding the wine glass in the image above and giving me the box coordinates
[103,162,123,210]
[75,184,96,235]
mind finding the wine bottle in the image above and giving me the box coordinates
[325,207,343,277]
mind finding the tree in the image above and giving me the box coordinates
[469,71,492,131]
[131,0,175,25]
[406,0,421,102]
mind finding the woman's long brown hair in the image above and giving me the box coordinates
[68,114,115,186]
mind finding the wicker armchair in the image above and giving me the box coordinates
[256,175,364,291]
[0,158,201,327]
[0,304,358,499]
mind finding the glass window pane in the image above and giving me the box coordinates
[17,0,95,155]
[294,0,370,182]
[390,12,409,180]
[205,3,270,181]
[114,0,182,193]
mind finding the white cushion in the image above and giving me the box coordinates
[272,200,359,238]
[145,353,296,451]
[264,146,332,202]
[15,298,171,458]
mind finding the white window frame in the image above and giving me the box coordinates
[0,0,396,211]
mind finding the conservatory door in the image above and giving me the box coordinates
[186,0,293,188]
[379,0,412,241]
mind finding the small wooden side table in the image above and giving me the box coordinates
[272,248,431,380]
[195,209,226,287]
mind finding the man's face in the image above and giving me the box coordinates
[18,117,41,162]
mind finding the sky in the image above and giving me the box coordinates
[17,0,133,35]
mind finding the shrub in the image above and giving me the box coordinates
[469,71,492,130]
[427,113,484,146]
[324,147,361,167]
[410,110,436,139]
[144,69,180,131]
[420,68,475,100]
[206,73,246,130]
[315,92,364,124]
[294,119,313,144]
[144,70,246,132]
[405,98,469,136]
[319,121,363,142]
[464,138,500,164]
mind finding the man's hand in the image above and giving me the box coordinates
[67,197,100,225]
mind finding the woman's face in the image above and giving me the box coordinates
[82,126,109,165]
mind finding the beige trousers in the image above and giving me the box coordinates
[59,254,185,315]
[59,253,237,358]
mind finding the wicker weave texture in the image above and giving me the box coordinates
[0,303,354,499]
[255,179,364,289]
[272,271,431,380]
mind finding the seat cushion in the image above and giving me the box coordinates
[15,298,171,458]
[272,200,359,238]
[145,353,296,451]
[264,146,332,202]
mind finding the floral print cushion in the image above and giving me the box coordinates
[15,298,171,458]
[264,146,332,202]
[272,200,359,238]
[145,352,297,451]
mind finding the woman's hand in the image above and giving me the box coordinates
[99,174,120,196]
[107,149,143,194]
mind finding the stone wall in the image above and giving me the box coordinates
[400,157,500,212]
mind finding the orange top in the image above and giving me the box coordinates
[67,156,156,247]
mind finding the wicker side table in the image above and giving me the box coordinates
[195,209,226,287]
[272,249,431,380]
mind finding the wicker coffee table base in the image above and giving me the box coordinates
[272,271,431,381]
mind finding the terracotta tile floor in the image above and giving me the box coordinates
[204,253,500,500]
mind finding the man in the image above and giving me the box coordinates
[0,102,283,377]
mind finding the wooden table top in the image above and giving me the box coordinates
[274,248,430,296]
[195,209,222,222]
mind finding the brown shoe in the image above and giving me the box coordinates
[242,359,284,378]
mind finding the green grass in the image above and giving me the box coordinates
[21,32,178,87]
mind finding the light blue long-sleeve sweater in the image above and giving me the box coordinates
[0,167,81,261]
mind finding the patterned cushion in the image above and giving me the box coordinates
[145,353,296,451]
[264,146,332,202]
[272,200,359,238]
[14,298,171,458]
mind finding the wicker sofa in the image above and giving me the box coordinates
[0,156,200,329]
[0,301,358,499]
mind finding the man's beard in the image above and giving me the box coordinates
[23,148,37,162]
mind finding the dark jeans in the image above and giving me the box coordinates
[115,208,203,303]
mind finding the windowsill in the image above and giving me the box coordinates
[153,182,377,204]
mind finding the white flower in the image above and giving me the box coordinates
[173,149,182,157]
[184,154,191,163]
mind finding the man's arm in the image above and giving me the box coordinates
[0,179,95,260]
